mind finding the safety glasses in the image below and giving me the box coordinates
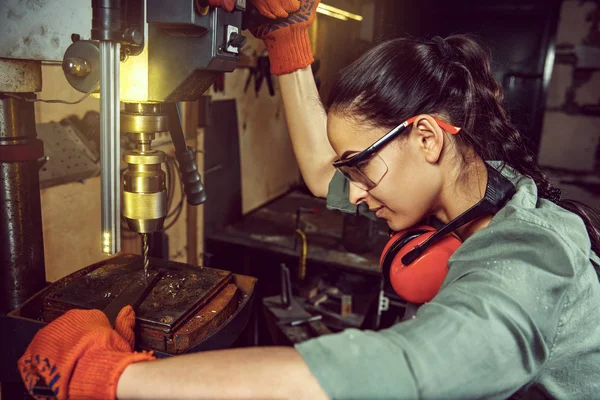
[332,116,461,191]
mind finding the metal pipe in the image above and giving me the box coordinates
[100,41,121,254]
[0,95,46,314]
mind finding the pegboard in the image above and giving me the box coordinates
[37,121,100,189]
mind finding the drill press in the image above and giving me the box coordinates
[60,0,246,263]
[0,3,256,385]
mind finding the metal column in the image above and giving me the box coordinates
[0,95,46,315]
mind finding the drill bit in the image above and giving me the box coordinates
[142,233,149,277]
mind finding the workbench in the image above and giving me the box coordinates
[205,190,391,345]
[206,190,390,277]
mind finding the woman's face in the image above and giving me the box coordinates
[327,112,445,231]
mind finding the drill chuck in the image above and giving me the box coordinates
[123,150,167,233]
[121,103,168,234]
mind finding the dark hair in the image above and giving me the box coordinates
[324,34,600,255]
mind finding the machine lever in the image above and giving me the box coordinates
[164,103,207,205]
[228,32,247,49]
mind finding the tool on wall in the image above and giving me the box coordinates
[244,54,275,97]
[293,207,319,280]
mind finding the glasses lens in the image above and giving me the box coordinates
[336,154,388,191]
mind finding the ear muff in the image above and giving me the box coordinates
[379,225,462,304]
[378,163,516,303]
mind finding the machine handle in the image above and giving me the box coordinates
[165,103,207,206]
[176,146,207,205]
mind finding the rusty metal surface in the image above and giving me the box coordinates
[0,96,45,314]
[207,191,390,275]
[0,161,46,314]
[170,283,238,354]
[44,255,232,333]
[0,59,41,93]
[5,258,257,372]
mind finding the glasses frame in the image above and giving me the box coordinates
[332,116,461,169]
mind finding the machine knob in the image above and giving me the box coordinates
[122,27,143,45]
[228,32,247,49]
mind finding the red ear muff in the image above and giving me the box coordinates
[379,225,462,304]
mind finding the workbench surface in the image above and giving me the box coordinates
[206,190,390,275]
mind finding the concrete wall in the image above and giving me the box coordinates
[538,0,600,208]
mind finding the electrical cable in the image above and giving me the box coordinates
[165,156,175,213]
[165,157,182,219]
[166,174,185,220]
[163,155,185,231]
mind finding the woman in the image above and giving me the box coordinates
[20,0,600,398]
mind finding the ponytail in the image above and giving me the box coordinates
[442,35,599,254]
[325,34,600,255]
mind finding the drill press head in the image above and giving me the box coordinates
[52,1,243,252]
[121,102,167,233]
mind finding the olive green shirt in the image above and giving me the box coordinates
[296,163,600,399]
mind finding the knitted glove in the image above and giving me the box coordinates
[249,0,300,18]
[208,0,236,12]
[208,0,298,15]
[250,0,319,75]
[19,306,155,400]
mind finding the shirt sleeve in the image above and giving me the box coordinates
[296,218,576,399]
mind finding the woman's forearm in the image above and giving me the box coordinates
[279,67,336,198]
[116,346,328,400]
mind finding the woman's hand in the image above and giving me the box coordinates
[249,0,320,75]
[19,306,154,399]
[208,0,299,17]
[249,0,300,19]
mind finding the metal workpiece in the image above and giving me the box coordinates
[99,41,121,255]
[0,59,42,93]
[0,96,46,314]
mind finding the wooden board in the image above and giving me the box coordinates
[210,34,300,214]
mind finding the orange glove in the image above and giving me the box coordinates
[249,0,300,18]
[208,0,236,12]
[250,0,319,75]
[209,0,298,15]
[19,306,155,399]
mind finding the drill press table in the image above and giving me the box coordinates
[4,254,256,368]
